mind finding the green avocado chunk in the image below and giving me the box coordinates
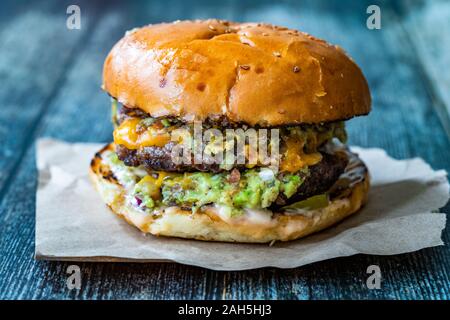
[160,168,307,213]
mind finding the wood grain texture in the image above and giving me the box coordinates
[398,0,450,138]
[0,0,98,197]
[0,0,449,300]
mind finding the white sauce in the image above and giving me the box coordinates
[212,205,275,227]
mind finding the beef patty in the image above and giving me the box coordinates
[272,151,348,208]
[117,143,229,173]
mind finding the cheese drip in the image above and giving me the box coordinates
[280,138,322,172]
[113,118,170,149]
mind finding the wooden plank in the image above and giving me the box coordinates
[0,0,99,198]
[0,2,118,299]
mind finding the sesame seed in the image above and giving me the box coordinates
[273,51,281,57]
[208,25,216,31]
[293,66,300,73]
[262,32,268,36]
[240,65,250,70]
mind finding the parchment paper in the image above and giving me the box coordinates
[35,138,449,270]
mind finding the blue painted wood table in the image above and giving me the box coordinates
[0,0,449,299]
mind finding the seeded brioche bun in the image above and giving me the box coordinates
[90,144,369,243]
[103,19,371,126]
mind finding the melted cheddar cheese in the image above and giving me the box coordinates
[135,172,172,200]
[280,138,322,172]
[113,118,170,149]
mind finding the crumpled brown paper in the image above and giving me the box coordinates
[35,138,448,270]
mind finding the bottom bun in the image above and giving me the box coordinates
[89,144,370,243]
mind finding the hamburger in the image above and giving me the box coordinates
[90,19,371,243]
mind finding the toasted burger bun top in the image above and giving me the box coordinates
[103,19,371,126]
